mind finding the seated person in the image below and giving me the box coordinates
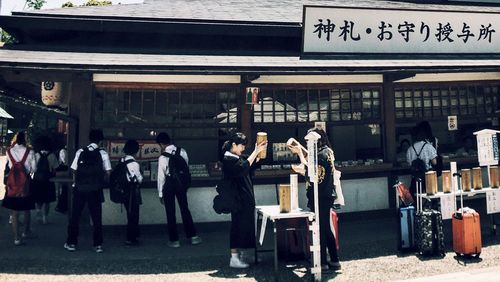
[455,136,477,157]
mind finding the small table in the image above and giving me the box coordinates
[417,188,500,234]
[254,205,315,278]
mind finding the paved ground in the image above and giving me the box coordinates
[0,198,499,282]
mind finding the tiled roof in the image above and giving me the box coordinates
[0,49,498,73]
[15,0,500,24]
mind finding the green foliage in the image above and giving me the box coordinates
[62,2,75,8]
[84,0,112,6]
[26,0,46,10]
[0,30,18,44]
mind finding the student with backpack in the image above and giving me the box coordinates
[2,131,37,246]
[64,129,112,253]
[109,139,143,245]
[406,123,438,197]
[31,135,58,224]
[156,132,201,248]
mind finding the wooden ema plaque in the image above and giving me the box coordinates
[279,184,291,213]
[425,171,437,195]
[461,169,472,192]
[472,167,483,190]
[490,166,499,188]
[442,170,452,193]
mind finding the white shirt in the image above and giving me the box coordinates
[406,140,438,170]
[34,150,59,173]
[157,144,189,198]
[59,148,67,165]
[70,143,112,172]
[6,144,36,174]
[122,155,143,184]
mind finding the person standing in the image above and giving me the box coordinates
[55,134,70,214]
[32,135,58,224]
[2,132,36,246]
[221,132,267,268]
[120,139,143,245]
[64,129,111,253]
[290,128,341,272]
[156,132,201,247]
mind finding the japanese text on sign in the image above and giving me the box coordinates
[486,189,500,214]
[303,6,500,54]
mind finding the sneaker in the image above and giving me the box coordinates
[94,245,104,253]
[190,236,202,245]
[64,243,76,252]
[229,256,249,269]
[14,239,23,246]
[328,261,342,273]
[168,240,180,248]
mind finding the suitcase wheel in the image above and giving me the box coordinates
[473,253,480,258]
[455,252,462,257]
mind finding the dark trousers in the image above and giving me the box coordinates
[67,190,103,246]
[56,184,68,213]
[319,204,339,264]
[230,205,255,249]
[163,186,196,242]
[123,193,140,242]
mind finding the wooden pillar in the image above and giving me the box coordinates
[69,74,93,151]
[239,76,252,144]
[382,74,396,164]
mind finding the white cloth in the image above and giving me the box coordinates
[157,144,189,198]
[333,169,345,206]
[58,148,67,165]
[70,143,112,171]
[122,155,143,184]
[6,144,36,174]
[406,140,437,170]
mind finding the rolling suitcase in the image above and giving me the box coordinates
[415,179,445,256]
[399,206,415,250]
[452,172,482,257]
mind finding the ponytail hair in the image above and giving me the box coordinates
[221,132,248,158]
[308,127,332,149]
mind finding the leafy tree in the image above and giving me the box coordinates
[26,0,46,10]
[62,2,75,8]
[84,0,112,6]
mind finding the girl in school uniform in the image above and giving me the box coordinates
[221,132,267,269]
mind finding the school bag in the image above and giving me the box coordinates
[6,148,30,198]
[162,147,191,190]
[33,152,54,182]
[109,159,136,204]
[75,147,104,192]
[410,142,428,180]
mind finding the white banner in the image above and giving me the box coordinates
[440,194,455,220]
[303,6,500,54]
[486,189,500,214]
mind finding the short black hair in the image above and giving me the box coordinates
[123,139,140,155]
[89,129,104,144]
[156,132,171,145]
[15,131,26,146]
[34,135,52,151]
[308,128,332,149]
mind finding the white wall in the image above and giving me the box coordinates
[102,176,390,225]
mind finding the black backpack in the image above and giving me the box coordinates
[75,147,104,192]
[410,143,428,180]
[162,147,191,190]
[33,152,53,182]
[109,159,136,204]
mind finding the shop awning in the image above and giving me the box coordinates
[0,105,13,119]
[0,49,500,75]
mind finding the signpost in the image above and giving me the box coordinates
[305,131,321,281]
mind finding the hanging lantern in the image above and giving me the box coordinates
[41,81,71,108]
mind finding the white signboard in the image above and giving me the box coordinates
[302,6,500,54]
[440,194,455,220]
[474,129,500,166]
[290,174,299,211]
[448,115,458,131]
[486,189,500,214]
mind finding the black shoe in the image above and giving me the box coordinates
[328,261,342,273]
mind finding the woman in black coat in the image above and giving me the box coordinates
[221,132,267,269]
[290,128,341,272]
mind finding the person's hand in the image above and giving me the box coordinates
[254,141,268,155]
[291,163,306,176]
[159,197,164,205]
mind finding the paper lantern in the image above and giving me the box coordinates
[41,81,70,108]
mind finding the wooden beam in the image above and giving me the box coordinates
[68,74,92,149]
[382,74,396,164]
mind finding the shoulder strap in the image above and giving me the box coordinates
[175,147,181,156]
[20,148,30,164]
[123,159,135,165]
[161,152,172,158]
[413,142,427,158]
[6,148,15,164]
